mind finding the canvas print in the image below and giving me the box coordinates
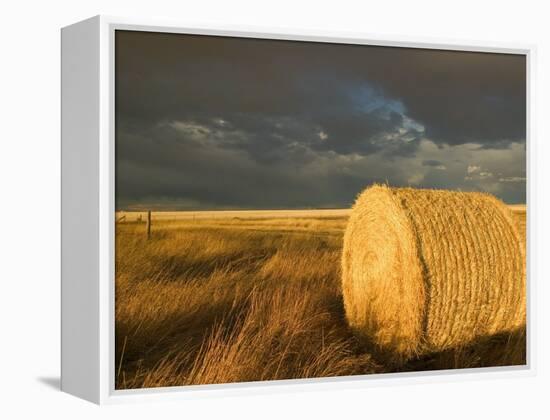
[114,30,526,389]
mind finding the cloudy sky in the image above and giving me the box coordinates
[115,30,526,210]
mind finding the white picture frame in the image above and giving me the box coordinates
[61,15,535,404]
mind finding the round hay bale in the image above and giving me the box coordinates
[342,185,526,360]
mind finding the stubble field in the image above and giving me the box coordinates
[115,206,526,389]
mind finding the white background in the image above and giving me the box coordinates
[1,0,548,418]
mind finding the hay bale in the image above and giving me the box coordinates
[511,207,527,248]
[341,185,526,360]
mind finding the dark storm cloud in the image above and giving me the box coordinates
[116,32,525,144]
[116,119,385,209]
[115,31,526,209]
[422,159,444,167]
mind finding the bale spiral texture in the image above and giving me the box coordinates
[341,185,526,360]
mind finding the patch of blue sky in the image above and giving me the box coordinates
[349,83,405,116]
[350,82,426,134]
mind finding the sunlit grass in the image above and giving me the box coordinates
[115,208,526,389]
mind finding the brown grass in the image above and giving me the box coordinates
[342,185,526,361]
[115,201,526,389]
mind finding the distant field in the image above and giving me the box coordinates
[115,205,526,389]
[117,205,525,222]
[508,204,527,212]
[116,208,351,222]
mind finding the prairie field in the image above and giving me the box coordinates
[115,206,526,389]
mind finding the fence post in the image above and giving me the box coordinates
[146,210,152,239]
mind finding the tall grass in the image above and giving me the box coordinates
[115,212,526,389]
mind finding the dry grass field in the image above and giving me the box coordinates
[115,206,526,389]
